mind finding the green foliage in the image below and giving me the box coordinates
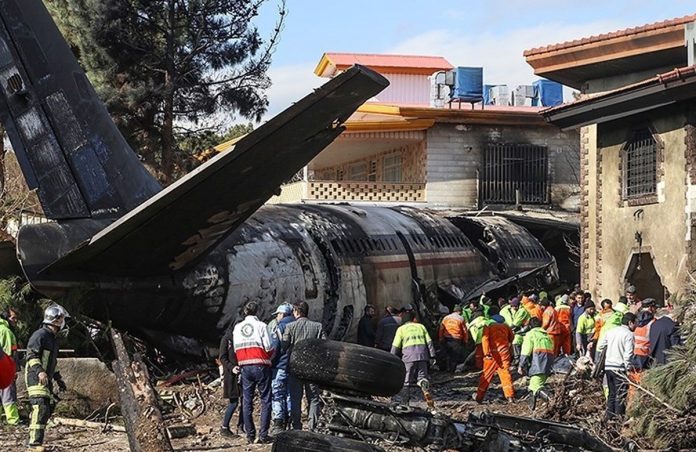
[0,276,42,343]
[45,0,285,182]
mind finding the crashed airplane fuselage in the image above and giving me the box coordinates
[0,0,556,353]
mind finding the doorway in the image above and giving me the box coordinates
[624,252,665,305]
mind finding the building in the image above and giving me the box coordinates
[526,14,696,303]
[266,52,580,211]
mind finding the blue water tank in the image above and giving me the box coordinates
[532,79,563,107]
[451,67,483,103]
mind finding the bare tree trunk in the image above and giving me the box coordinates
[111,329,172,452]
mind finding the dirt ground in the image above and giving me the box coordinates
[0,369,584,451]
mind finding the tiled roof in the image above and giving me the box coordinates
[543,65,696,113]
[323,52,453,70]
[524,13,696,57]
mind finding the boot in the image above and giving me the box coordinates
[537,389,552,401]
[269,419,285,437]
[528,392,537,411]
[396,387,411,406]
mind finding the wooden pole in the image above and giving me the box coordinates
[111,329,172,452]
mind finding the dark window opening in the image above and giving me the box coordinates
[624,129,657,198]
[482,143,549,204]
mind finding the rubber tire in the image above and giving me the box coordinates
[271,430,381,452]
[288,339,405,397]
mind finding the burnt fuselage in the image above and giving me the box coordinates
[20,204,554,348]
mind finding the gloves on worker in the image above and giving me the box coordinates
[55,377,67,392]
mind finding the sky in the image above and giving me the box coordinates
[243,0,695,124]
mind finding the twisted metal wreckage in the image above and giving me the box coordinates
[0,1,605,450]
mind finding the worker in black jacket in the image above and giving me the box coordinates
[219,324,243,437]
[25,304,69,451]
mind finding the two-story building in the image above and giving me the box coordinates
[268,52,580,212]
[527,14,696,303]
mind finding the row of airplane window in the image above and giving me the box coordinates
[329,232,469,256]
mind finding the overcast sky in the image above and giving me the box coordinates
[246,0,695,123]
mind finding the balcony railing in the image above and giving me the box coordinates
[267,181,426,204]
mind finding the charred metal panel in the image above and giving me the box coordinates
[447,215,554,279]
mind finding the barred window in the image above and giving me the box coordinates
[481,143,548,204]
[624,129,657,198]
[348,162,367,181]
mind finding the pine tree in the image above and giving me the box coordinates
[46,0,285,183]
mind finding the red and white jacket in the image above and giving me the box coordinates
[233,316,274,367]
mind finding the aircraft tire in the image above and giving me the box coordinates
[288,339,405,397]
[271,430,382,452]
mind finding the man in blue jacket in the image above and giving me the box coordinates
[269,303,294,436]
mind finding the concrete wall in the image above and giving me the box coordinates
[582,106,692,300]
[425,123,579,209]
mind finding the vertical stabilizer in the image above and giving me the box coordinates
[0,0,161,219]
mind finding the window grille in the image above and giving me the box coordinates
[481,143,548,204]
[382,154,402,182]
[624,129,657,198]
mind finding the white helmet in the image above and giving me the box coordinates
[43,303,70,331]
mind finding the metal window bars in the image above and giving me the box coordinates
[481,143,549,204]
[625,129,657,198]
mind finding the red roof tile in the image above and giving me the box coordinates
[524,13,696,57]
[323,52,453,71]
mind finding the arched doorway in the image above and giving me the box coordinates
[623,252,665,305]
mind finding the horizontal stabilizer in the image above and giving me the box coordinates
[42,65,389,276]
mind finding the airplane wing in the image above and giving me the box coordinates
[41,65,389,276]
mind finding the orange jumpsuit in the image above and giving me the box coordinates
[521,296,543,321]
[555,304,572,355]
[542,306,563,356]
[476,322,515,402]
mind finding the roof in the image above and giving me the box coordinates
[524,13,696,57]
[315,52,453,77]
[358,103,549,127]
[524,13,695,89]
[542,65,696,129]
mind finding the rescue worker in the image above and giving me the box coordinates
[592,299,614,344]
[500,297,529,365]
[625,285,641,314]
[375,306,401,351]
[517,317,554,410]
[269,303,295,435]
[598,312,636,419]
[628,308,654,405]
[0,309,19,426]
[475,315,514,403]
[282,301,326,431]
[391,309,436,407]
[26,304,69,451]
[649,307,681,365]
[219,323,241,438]
[357,304,376,347]
[521,293,543,321]
[571,292,586,347]
[437,304,468,372]
[233,301,274,444]
[575,301,596,356]
[555,295,572,356]
[540,298,563,356]
[467,310,489,370]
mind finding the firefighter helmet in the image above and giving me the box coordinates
[43,303,70,331]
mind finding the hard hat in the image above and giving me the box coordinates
[43,303,70,331]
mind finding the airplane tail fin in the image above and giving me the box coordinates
[0,0,161,219]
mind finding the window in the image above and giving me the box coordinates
[348,162,367,181]
[382,154,402,182]
[481,143,548,204]
[368,160,377,182]
[624,129,657,199]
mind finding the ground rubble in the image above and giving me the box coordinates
[0,363,618,452]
